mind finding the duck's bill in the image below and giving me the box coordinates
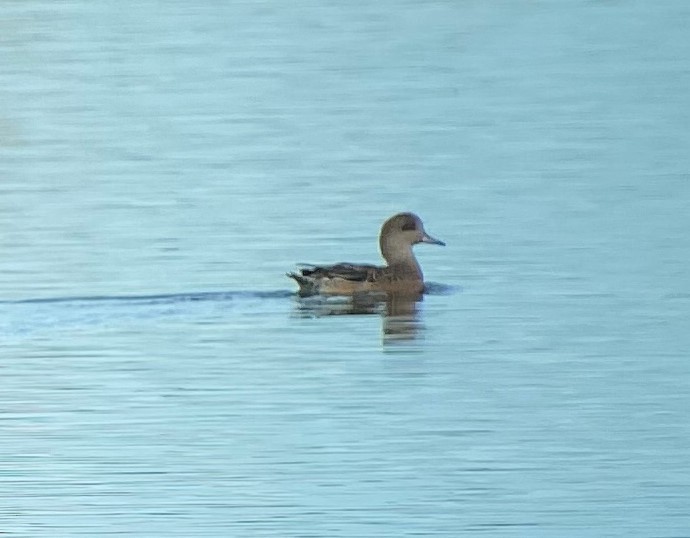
[421,232,446,246]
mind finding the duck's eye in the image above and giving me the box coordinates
[401,219,417,231]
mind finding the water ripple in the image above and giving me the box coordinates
[0,289,294,306]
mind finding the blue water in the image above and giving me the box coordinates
[1,1,689,536]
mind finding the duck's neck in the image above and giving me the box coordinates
[381,240,422,279]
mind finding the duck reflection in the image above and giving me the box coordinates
[294,292,424,343]
[382,293,423,343]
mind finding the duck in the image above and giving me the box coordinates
[288,212,445,297]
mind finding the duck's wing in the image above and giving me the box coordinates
[295,263,381,282]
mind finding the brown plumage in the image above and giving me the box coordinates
[287,212,445,297]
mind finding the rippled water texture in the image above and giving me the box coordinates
[1,1,689,536]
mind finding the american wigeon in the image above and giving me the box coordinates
[288,212,445,297]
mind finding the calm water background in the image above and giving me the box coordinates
[1,1,689,536]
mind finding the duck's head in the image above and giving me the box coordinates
[379,212,445,264]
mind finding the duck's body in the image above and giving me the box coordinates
[290,261,425,296]
[288,212,445,297]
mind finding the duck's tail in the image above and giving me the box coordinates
[286,271,318,297]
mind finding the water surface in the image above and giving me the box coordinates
[1,1,689,536]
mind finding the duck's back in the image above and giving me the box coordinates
[287,262,423,297]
